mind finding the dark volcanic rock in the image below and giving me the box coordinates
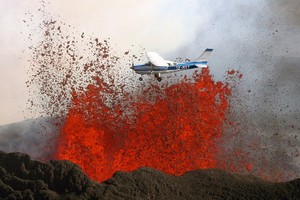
[0,151,299,200]
[0,151,103,199]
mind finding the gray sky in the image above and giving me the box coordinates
[0,0,300,125]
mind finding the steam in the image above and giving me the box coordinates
[244,0,300,177]
[0,118,58,159]
[187,0,300,180]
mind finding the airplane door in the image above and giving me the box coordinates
[151,63,154,74]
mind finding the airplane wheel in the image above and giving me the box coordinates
[157,77,162,82]
[139,77,143,81]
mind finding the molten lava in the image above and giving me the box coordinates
[56,68,232,182]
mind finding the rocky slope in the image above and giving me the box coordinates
[0,151,299,199]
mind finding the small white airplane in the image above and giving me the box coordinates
[130,49,213,81]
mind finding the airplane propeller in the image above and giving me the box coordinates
[130,58,134,69]
[130,58,136,77]
[130,58,142,81]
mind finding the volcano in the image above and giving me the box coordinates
[20,9,299,190]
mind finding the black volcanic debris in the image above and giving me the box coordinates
[0,151,299,200]
[0,151,103,199]
[104,169,300,200]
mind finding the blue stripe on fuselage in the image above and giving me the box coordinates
[134,65,200,72]
[133,61,207,68]
[134,64,149,67]
[176,61,207,66]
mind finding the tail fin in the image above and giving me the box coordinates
[196,49,213,62]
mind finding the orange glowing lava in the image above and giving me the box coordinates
[56,69,230,181]
[55,68,232,182]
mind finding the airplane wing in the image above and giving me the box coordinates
[146,52,169,66]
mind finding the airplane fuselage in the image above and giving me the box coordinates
[132,61,208,75]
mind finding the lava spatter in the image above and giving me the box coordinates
[26,5,298,183]
[56,68,233,182]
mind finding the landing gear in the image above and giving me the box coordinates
[139,77,143,81]
[155,73,162,82]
